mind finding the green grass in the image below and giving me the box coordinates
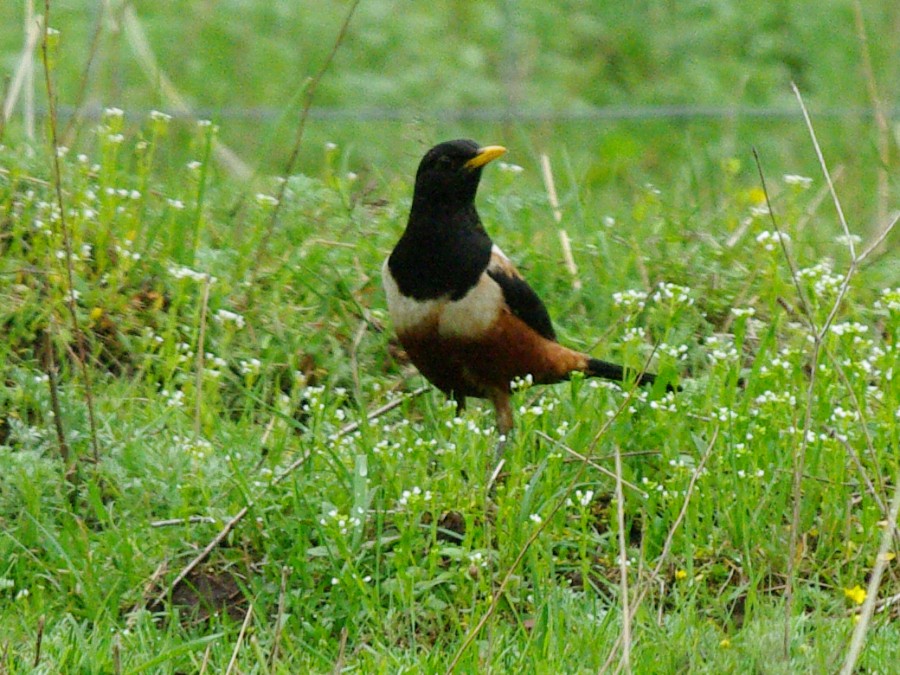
[2,1,900,672]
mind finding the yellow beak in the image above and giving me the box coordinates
[464,145,507,170]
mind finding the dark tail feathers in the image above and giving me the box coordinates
[586,357,677,392]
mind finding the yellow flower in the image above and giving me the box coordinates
[747,187,766,205]
[90,307,104,321]
[719,638,731,649]
[844,585,866,605]
[675,569,688,581]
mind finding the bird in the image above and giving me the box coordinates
[383,139,666,437]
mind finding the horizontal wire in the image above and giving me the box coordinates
[32,104,897,123]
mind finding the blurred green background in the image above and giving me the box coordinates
[2,0,897,226]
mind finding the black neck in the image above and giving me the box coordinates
[389,203,492,301]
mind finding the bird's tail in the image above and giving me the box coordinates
[586,357,663,389]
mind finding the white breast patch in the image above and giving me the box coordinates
[382,258,440,335]
[438,272,503,339]
[382,257,502,340]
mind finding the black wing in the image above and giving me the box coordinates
[486,264,557,342]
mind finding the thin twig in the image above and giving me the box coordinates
[112,633,121,675]
[791,82,855,259]
[614,445,631,674]
[600,427,719,674]
[194,278,212,440]
[32,615,45,669]
[224,603,254,675]
[61,0,106,142]
[23,0,37,142]
[268,565,290,668]
[0,165,50,186]
[637,428,718,594]
[121,5,250,180]
[539,153,581,290]
[830,432,885,512]
[41,327,71,469]
[754,148,822,658]
[794,165,845,240]
[153,504,252,611]
[153,386,428,609]
[198,643,212,675]
[752,148,815,325]
[149,516,217,528]
[447,352,660,674]
[534,431,648,497]
[852,0,890,227]
[41,0,102,464]
[841,472,900,673]
[826,349,887,501]
[0,74,10,142]
[873,590,900,612]
[349,318,368,404]
[856,211,900,265]
[332,626,349,675]
[251,0,362,272]
[768,84,892,658]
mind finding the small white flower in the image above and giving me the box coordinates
[161,389,185,408]
[835,233,862,247]
[651,282,693,306]
[214,309,246,329]
[613,289,648,312]
[255,193,279,207]
[239,358,262,376]
[498,162,524,174]
[576,490,594,507]
[511,374,534,390]
[755,230,790,252]
[783,174,813,188]
[168,264,216,284]
[150,110,172,123]
[875,288,900,312]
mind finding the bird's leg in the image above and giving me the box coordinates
[491,391,513,439]
[454,395,466,417]
[484,390,513,492]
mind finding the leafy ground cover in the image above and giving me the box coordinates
[1,1,899,672]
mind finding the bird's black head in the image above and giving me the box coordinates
[390,140,506,300]
[412,139,506,212]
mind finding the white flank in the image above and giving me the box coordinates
[382,258,501,340]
